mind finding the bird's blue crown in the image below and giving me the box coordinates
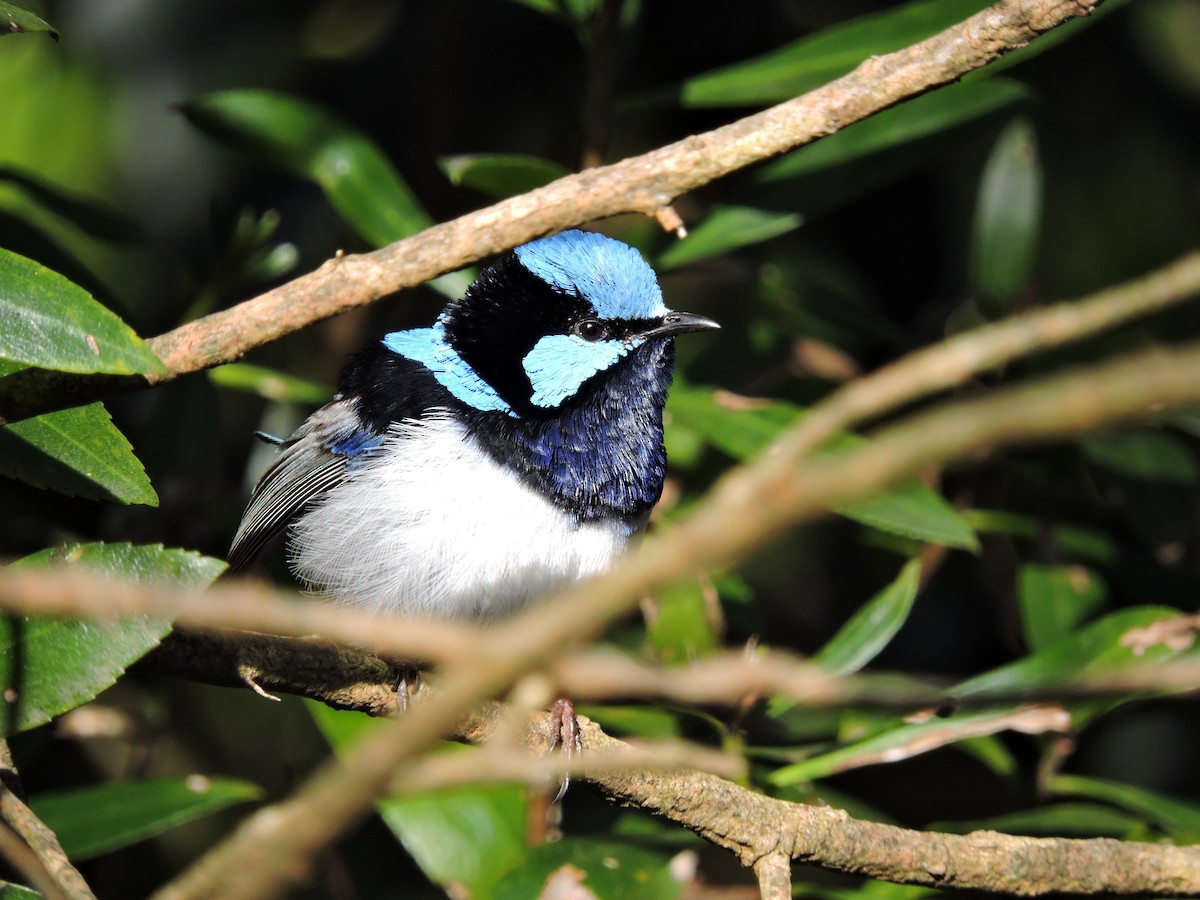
[382,230,668,418]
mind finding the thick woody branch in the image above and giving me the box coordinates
[0,0,1104,425]
[140,630,1200,897]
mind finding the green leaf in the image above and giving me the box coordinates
[30,777,263,861]
[180,89,470,297]
[1,543,226,734]
[645,579,719,663]
[308,702,528,896]
[0,2,57,40]
[1079,429,1199,484]
[379,783,528,896]
[667,386,978,550]
[208,363,330,405]
[953,606,1189,700]
[1017,563,1106,652]
[678,0,989,107]
[0,166,142,243]
[753,79,1027,186]
[0,248,165,375]
[968,118,1042,313]
[0,402,158,505]
[768,706,1065,785]
[0,884,41,898]
[578,704,682,739]
[815,558,922,676]
[492,839,680,900]
[438,153,570,200]
[1051,774,1200,842]
[656,205,802,270]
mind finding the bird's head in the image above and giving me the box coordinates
[437,230,718,417]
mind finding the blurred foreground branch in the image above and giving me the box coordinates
[0,0,1104,424]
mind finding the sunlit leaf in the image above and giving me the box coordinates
[0,543,226,734]
[0,402,158,505]
[308,701,528,896]
[969,118,1042,313]
[0,248,164,375]
[180,89,470,297]
[438,152,569,200]
[31,777,263,861]
[1018,563,1106,652]
[667,387,978,550]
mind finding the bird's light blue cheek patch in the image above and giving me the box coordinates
[523,334,633,408]
[384,326,516,416]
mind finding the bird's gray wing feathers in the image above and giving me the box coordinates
[227,400,370,572]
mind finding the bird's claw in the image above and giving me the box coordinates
[549,697,581,802]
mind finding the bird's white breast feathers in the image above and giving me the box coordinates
[288,414,629,620]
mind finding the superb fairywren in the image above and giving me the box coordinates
[228,230,718,620]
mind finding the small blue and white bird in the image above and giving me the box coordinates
[228,229,717,620]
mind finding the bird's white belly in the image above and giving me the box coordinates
[287,415,629,620]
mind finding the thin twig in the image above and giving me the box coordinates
[0,0,1105,425]
[148,336,1200,900]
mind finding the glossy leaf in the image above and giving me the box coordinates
[308,701,528,896]
[492,839,680,900]
[954,606,1190,700]
[31,777,263,861]
[969,118,1042,312]
[1,543,226,734]
[0,1,57,40]
[0,248,164,375]
[208,363,329,405]
[181,89,470,297]
[770,705,1068,785]
[816,558,922,675]
[667,387,978,550]
[1079,429,1199,484]
[0,884,40,898]
[754,79,1027,186]
[678,0,989,107]
[0,402,158,505]
[1050,774,1200,841]
[656,205,803,270]
[1017,563,1106,652]
[438,152,569,200]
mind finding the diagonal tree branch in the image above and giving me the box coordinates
[148,339,1200,899]
[0,0,1105,425]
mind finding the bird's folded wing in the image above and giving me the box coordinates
[227,400,377,572]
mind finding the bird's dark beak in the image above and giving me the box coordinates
[638,311,720,341]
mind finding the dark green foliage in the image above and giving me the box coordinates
[2,1,1200,896]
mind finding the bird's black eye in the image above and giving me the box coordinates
[573,319,608,342]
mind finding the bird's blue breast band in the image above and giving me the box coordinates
[515,231,668,320]
[383,325,516,416]
[523,334,641,408]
